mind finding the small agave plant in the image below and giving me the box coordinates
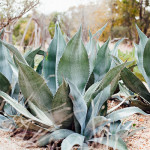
[0,24,148,150]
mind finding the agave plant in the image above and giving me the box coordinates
[116,26,150,112]
[0,24,148,149]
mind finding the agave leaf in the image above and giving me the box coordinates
[110,38,124,69]
[0,39,13,82]
[16,59,53,119]
[36,60,43,75]
[89,29,92,39]
[24,46,42,68]
[0,91,52,126]
[121,68,150,104]
[135,25,150,86]
[93,39,111,82]
[85,73,95,91]
[136,25,148,48]
[68,80,87,134]
[127,127,145,137]
[87,23,107,74]
[0,72,11,94]
[0,39,27,65]
[107,96,127,114]
[37,129,74,147]
[0,29,4,37]
[0,114,15,131]
[44,25,66,95]
[58,27,89,93]
[51,80,73,129]
[120,121,132,131]
[84,81,100,103]
[106,107,149,122]
[88,61,132,108]
[61,133,85,150]
[143,39,150,88]
[84,116,110,139]
[89,135,128,150]
[93,23,107,38]
[86,86,110,124]
[28,101,53,127]
[110,120,121,134]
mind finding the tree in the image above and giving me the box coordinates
[0,0,39,29]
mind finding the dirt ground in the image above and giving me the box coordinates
[0,100,149,150]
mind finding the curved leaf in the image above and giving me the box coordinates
[89,135,128,150]
[92,62,132,99]
[37,129,74,147]
[68,80,87,134]
[44,25,66,95]
[84,116,109,139]
[52,80,73,129]
[36,60,43,75]
[87,23,107,74]
[0,91,53,126]
[0,39,27,65]
[0,40,12,82]
[28,101,54,126]
[135,25,150,86]
[0,72,11,94]
[94,39,111,82]
[143,39,150,88]
[17,60,53,120]
[61,133,85,150]
[106,107,149,122]
[84,81,100,103]
[24,47,42,68]
[121,68,150,104]
[58,27,89,93]
[86,86,110,125]
[110,38,124,68]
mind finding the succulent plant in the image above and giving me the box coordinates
[0,24,148,149]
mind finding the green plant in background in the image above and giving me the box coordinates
[118,49,145,82]
[0,24,148,149]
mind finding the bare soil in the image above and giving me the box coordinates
[0,100,149,150]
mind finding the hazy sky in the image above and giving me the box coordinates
[37,0,98,14]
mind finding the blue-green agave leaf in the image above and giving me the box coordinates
[68,80,87,134]
[93,39,111,82]
[84,81,100,103]
[36,60,43,75]
[0,72,11,94]
[143,39,150,88]
[24,46,42,68]
[84,116,110,140]
[57,27,89,93]
[121,68,150,104]
[89,135,128,150]
[110,38,124,68]
[86,86,110,123]
[51,80,73,129]
[87,23,107,74]
[16,59,53,120]
[37,129,74,147]
[106,107,149,122]
[44,25,66,95]
[135,25,150,86]
[61,133,85,150]
[0,40,13,82]
[0,91,53,126]
[0,39,27,65]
